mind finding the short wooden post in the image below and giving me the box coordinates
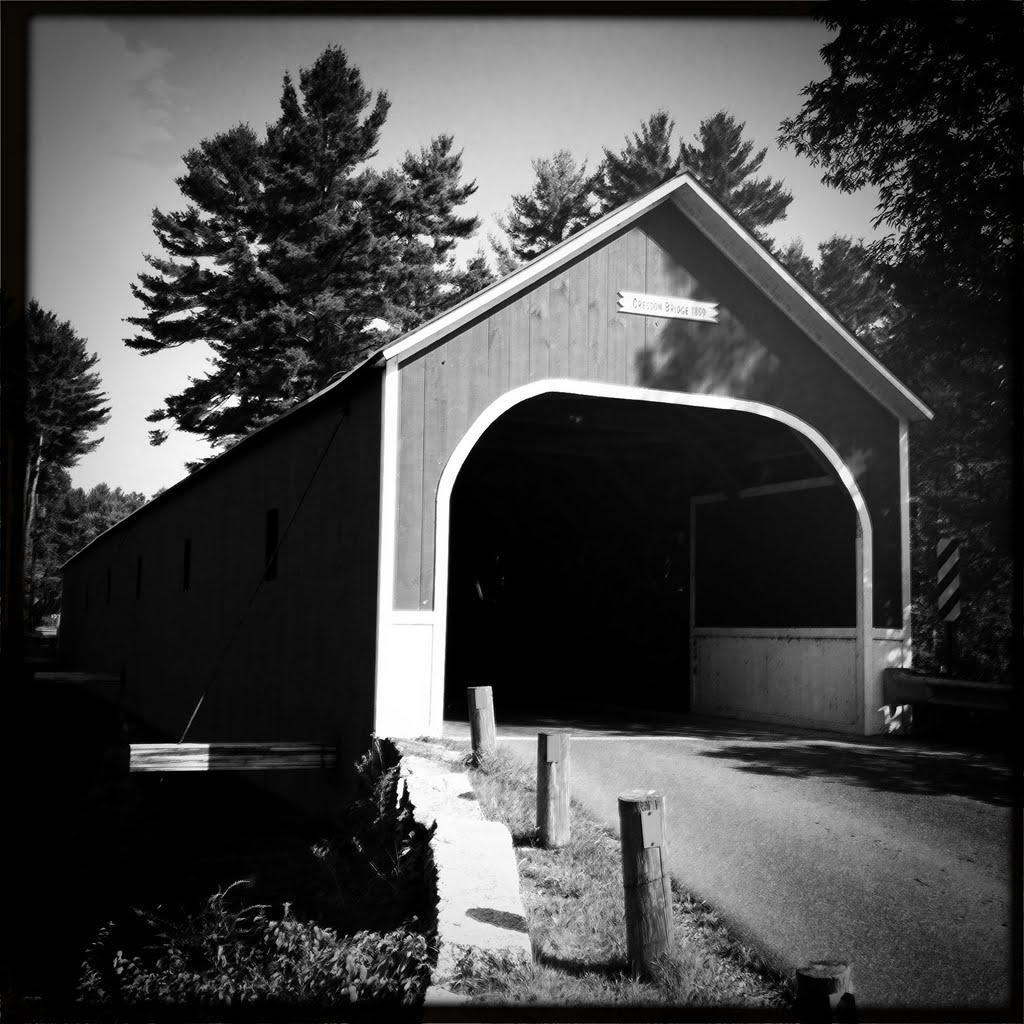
[796,961,856,1023]
[537,731,571,847]
[467,686,496,762]
[618,790,673,976]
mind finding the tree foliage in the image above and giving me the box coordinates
[23,301,111,594]
[492,110,794,270]
[498,150,595,263]
[680,111,793,241]
[779,235,902,352]
[449,247,497,304]
[128,46,482,453]
[593,110,679,214]
[780,2,1020,679]
[28,473,147,620]
[593,110,793,241]
[778,3,1020,307]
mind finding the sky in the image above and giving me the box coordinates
[28,13,887,499]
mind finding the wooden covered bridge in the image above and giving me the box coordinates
[60,171,932,796]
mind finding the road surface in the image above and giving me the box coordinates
[445,711,1014,1010]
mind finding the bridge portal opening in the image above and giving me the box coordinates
[443,393,858,725]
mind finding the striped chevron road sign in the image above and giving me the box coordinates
[936,538,962,622]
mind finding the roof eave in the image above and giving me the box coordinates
[670,178,933,424]
[380,172,695,365]
[381,169,932,425]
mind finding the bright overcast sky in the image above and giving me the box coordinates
[28,13,886,498]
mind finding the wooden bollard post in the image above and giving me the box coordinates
[796,961,855,1023]
[618,790,673,976]
[467,686,496,762]
[537,731,571,847]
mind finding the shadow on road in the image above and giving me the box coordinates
[699,739,1014,806]
[460,703,820,743]
[449,705,1015,807]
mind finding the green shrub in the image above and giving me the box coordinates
[311,737,437,935]
[78,881,429,1011]
[77,739,439,1013]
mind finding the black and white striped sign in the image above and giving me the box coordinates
[936,538,961,622]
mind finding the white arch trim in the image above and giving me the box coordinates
[426,379,875,735]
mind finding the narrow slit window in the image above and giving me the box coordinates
[106,568,112,605]
[183,538,192,592]
[136,556,142,599]
[264,508,279,581]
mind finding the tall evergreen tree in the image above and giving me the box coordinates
[776,239,817,286]
[374,135,482,332]
[24,301,110,570]
[593,111,679,214]
[449,248,497,304]
[497,150,595,263]
[128,46,481,453]
[487,232,521,278]
[681,112,792,242]
[780,235,903,352]
[593,110,792,244]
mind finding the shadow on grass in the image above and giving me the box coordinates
[511,828,541,848]
[536,949,629,982]
[699,739,1014,806]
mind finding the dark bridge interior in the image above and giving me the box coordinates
[443,393,847,719]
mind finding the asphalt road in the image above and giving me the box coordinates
[445,711,1015,1011]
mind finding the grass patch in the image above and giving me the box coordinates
[437,742,793,1009]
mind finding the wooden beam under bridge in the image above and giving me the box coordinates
[129,742,338,772]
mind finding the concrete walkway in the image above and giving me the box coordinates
[445,712,1014,1011]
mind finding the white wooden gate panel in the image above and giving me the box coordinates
[692,630,859,730]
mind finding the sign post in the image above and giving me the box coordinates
[936,538,961,675]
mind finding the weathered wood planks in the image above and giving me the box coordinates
[129,742,338,772]
[34,671,122,685]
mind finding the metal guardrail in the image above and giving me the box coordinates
[882,669,1012,713]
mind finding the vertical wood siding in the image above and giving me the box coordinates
[60,371,383,784]
[394,205,903,626]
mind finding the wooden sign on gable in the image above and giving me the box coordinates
[617,290,719,323]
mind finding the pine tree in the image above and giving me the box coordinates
[593,111,679,214]
[128,46,481,453]
[681,112,792,241]
[813,236,902,347]
[24,301,110,574]
[497,150,595,263]
[592,110,792,244]
[777,235,901,354]
[776,239,816,286]
[375,135,482,332]
[450,248,497,304]
[487,232,521,278]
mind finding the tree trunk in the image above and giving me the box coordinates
[22,438,43,594]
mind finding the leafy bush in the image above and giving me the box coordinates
[77,739,438,1013]
[311,738,437,935]
[78,881,430,1011]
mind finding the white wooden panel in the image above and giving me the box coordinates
[376,617,435,738]
[692,633,859,731]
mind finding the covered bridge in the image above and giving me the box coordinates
[60,171,931,787]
